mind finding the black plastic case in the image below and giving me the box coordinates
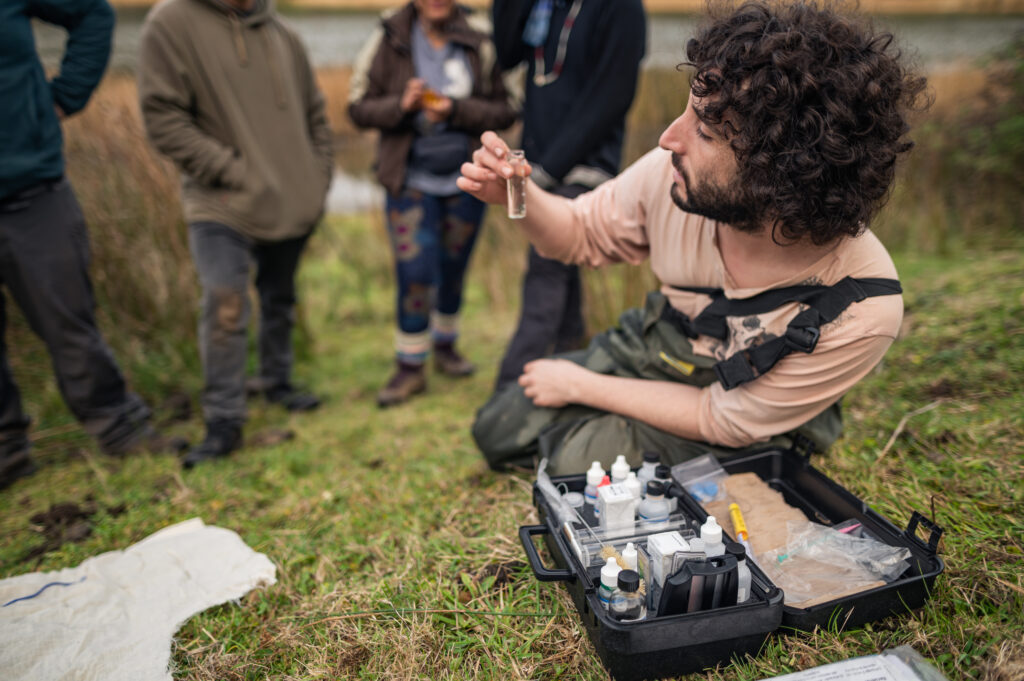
[521,448,944,681]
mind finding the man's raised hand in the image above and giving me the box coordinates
[456,131,531,206]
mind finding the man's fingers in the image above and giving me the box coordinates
[479,131,507,158]
[460,160,496,182]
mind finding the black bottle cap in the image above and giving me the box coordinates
[725,542,746,560]
[643,451,660,463]
[646,480,665,497]
[655,464,671,479]
[617,569,641,592]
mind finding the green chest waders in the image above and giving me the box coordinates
[472,278,901,475]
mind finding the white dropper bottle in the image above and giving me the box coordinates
[701,515,725,557]
[599,556,622,609]
[584,461,604,509]
[611,454,630,484]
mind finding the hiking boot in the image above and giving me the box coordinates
[182,420,242,469]
[0,437,37,491]
[433,342,475,377]
[376,362,427,407]
[105,424,189,457]
[265,384,322,412]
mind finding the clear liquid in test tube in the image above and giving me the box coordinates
[506,149,527,219]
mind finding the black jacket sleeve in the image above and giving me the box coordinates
[490,0,533,70]
[30,0,114,116]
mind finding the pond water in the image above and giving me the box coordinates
[33,11,1024,214]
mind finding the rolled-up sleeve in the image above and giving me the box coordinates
[558,150,665,268]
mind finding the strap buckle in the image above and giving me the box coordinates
[784,325,820,353]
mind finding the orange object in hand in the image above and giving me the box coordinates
[421,88,443,107]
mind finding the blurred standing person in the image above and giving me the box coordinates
[0,0,183,491]
[349,0,516,407]
[491,0,647,389]
[138,0,333,467]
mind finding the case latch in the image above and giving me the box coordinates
[903,511,944,556]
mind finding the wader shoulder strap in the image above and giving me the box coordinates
[664,277,902,390]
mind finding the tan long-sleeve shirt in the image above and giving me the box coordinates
[559,148,903,448]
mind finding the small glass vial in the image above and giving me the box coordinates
[609,569,646,622]
[726,542,751,603]
[506,149,527,219]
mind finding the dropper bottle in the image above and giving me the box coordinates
[584,461,604,509]
[636,451,660,497]
[611,454,630,483]
[624,471,642,500]
[599,556,622,609]
[701,515,725,557]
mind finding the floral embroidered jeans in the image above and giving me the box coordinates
[384,189,486,343]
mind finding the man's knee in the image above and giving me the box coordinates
[204,286,248,344]
[472,383,548,471]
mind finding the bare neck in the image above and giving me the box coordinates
[418,15,449,49]
[717,224,837,289]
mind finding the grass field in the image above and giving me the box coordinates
[2,40,1023,681]
[1,209,1022,679]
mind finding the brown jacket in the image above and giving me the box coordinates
[138,0,333,241]
[348,2,517,197]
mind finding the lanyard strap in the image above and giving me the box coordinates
[532,0,583,87]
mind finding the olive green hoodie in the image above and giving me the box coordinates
[138,0,332,241]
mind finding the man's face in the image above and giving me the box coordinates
[659,93,760,231]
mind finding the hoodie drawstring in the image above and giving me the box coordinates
[230,14,249,66]
[261,27,287,110]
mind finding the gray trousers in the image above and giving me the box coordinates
[473,291,843,476]
[0,178,150,454]
[188,222,311,425]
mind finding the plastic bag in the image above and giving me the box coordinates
[671,454,728,503]
[757,521,911,606]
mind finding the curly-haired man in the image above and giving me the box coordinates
[461,1,927,474]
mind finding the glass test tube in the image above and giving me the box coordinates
[506,149,527,219]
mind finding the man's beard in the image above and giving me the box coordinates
[669,153,760,232]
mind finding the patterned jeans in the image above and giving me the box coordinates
[384,190,485,362]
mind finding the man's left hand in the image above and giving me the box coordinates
[519,359,590,408]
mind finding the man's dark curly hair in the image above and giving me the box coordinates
[686,1,928,245]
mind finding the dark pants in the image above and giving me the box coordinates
[495,183,588,388]
[189,222,311,426]
[474,291,843,476]
[0,178,150,455]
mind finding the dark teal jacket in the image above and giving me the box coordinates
[0,0,114,201]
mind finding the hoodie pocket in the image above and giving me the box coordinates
[222,156,283,230]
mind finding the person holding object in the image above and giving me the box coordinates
[138,0,333,467]
[0,0,185,490]
[490,0,647,391]
[348,0,516,407]
[462,0,926,475]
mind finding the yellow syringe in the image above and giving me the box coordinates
[729,502,751,552]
